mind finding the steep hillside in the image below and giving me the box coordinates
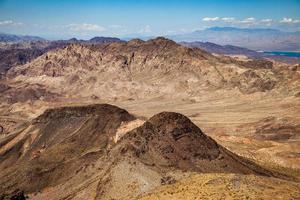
[5,37,299,105]
[0,37,124,76]
[0,104,136,198]
[0,104,288,200]
[114,111,275,175]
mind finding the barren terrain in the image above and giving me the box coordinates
[0,37,299,199]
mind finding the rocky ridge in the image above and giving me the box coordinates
[0,104,287,199]
[3,37,299,106]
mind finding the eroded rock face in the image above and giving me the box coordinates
[0,37,124,76]
[5,37,297,103]
[252,117,300,141]
[0,104,136,194]
[115,111,276,175]
[0,48,44,75]
[230,69,277,93]
[117,112,220,169]
[0,84,60,104]
[0,83,11,93]
[0,190,26,200]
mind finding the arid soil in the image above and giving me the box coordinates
[138,173,300,200]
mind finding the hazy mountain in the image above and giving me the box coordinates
[180,41,264,58]
[89,36,122,43]
[0,35,124,76]
[0,33,45,43]
[169,27,300,51]
[180,41,300,64]
[0,32,123,44]
[55,36,123,44]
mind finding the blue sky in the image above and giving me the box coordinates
[0,0,300,39]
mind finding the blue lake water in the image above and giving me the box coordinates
[264,51,300,58]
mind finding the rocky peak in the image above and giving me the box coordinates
[146,37,177,46]
[127,38,145,46]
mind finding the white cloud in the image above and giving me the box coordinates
[260,19,273,26]
[109,24,124,29]
[166,30,175,34]
[202,17,257,25]
[240,17,256,24]
[202,17,220,22]
[66,23,106,32]
[138,25,151,34]
[261,19,273,23]
[201,16,300,28]
[280,17,300,24]
[221,17,235,22]
[0,20,23,26]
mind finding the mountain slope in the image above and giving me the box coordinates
[0,36,124,76]
[0,104,288,199]
[5,37,299,106]
[0,104,136,197]
[115,111,276,175]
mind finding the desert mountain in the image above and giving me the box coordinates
[0,37,299,194]
[0,104,290,199]
[4,37,299,108]
[169,27,300,51]
[0,36,124,76]
[0,33,45,43]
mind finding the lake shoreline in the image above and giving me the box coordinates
[263,51,300,58]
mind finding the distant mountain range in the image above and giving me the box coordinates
[58,36,122,44]
[2,27,300,51]
[181,41,300,64]
[169,27,300,51]
[0,33,45,42]
[1,31,299,77]
[180,41,264,58]
[0,34,124,75]
[0,33,123,44]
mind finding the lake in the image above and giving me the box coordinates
[264,51,300,58]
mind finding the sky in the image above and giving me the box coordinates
[0,0,300,39]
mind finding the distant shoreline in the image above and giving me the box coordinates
[263,51,300,58]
